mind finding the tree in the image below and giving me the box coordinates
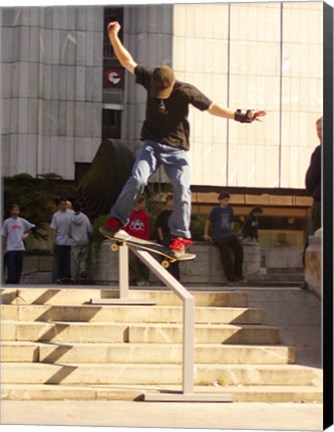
[3,173,77,240]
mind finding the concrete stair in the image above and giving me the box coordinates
[0,287,322,402]
[1,341,295,364]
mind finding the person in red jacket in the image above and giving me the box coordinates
[124,196,151,286]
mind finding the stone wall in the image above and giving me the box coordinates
[93,240,262,285]
[14,242,305,286]
[1,6,103,179]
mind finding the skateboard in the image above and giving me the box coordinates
[99,227,196,268]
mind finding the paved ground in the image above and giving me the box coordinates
[237,287,322,368]
[0,285,323,431]
[0,400,323,431]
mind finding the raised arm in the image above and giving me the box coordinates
[208,103,266,123]
[108,22,137,74]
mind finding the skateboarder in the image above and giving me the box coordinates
[102,21,266,258]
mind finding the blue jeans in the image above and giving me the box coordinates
[111,140,191,238]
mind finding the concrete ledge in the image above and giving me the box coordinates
[94,241,262,284]
[305,236,321,298]
[1,288,249,307]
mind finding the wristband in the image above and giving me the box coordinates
[234,109,254,123]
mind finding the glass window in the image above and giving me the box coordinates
[102,109,122,139]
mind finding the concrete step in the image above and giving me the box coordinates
[0,288,248,307]
[1,383,323,403]
[1,321,281,344]
[128,324,280,344]
[0,304,262,324]
[1,362,321,386]
[0,341,295,364]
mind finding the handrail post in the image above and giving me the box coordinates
[119,243,129,299]
[97,244,233,402]
[131,248,232,401]
[183,296,195,394]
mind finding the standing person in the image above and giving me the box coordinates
[101,21,266,258]
[2,204,35,284]
[304,117,322,243]
[50,197,74,283]
[156,194,180,280]
[301,116,322,286]
[204,192,245,283]
[68,201,93,282]
[124,196,151,286]
[242,206,263,243]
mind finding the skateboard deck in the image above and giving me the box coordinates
[99,227,195,267]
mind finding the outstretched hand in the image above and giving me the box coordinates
[108,21,121,38]
[252,110,267,122]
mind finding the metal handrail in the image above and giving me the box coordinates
[130,246,195,395]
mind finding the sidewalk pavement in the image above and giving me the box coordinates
[0,400,323,430]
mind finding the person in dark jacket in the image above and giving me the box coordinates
[204,192,245,284]
[302,116,322,269]
[242,206,263,242]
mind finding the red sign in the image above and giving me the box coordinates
[105,68,122,86]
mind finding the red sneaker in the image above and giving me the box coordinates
[99,217,122,238]
[169,237,193,258]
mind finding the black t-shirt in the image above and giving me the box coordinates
[156,209,173,239]
[208,205,235,240]
[242,214,259,239]
[135,65,212,150]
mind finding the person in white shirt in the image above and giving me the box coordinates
[50,197,74,282]
[68,201,93,281]
[2,204,35,284]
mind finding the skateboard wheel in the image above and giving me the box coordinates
[161,260,170,269]
[111,244,119,252]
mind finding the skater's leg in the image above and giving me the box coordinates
[162,146,191,239]
[110,142,160,226]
